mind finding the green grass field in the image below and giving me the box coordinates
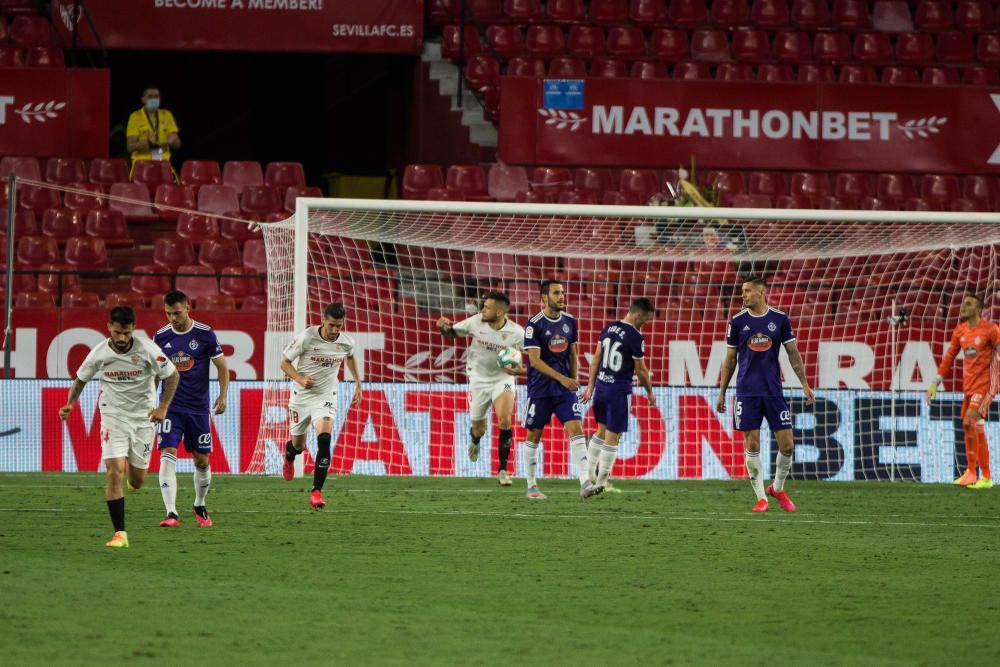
[1,474,998,665]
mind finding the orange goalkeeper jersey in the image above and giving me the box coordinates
[937,319,1000,400]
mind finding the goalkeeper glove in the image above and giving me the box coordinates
[927,375,942,402]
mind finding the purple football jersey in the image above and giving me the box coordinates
[726,307,795,398]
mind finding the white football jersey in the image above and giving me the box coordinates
[452,314,525,381]
[76,336,176,421]
[283,326,356,402]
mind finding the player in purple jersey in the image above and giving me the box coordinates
[716,277,813,513]
[582,298,656,496]
[521,280,598,500]
[153,291,229,527]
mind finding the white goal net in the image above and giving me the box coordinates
[248,198,1000,483]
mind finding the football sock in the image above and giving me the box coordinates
[975,423,991,478]
[193,464,211,506]
[773,451,793,492]
[523,441,539,488]
[570,435,589,485]
[285,440,300,463]
[470,429,482,446]
[107,497,125,532]
[963,427,979,474]
[745,451,766,501]
[587,435,605,482]
[158,450,177,516]
[498,429,513,473]
[596,443,618,488]
[313,433,332,492]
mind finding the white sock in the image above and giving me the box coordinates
[523,441,539,488]
[596,444,618,487]
[193,465,211,506]
[773,451,793,492]
[587,435,605,482]
[159,450,177,516]
[570,435,589,485]
[746,451,766,501]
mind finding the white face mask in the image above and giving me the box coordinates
[145,98,160,111]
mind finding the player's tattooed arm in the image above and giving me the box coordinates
[435,317,458,339]
[784,341,815,404]
[345,356,364,406]
[150,371,179,422]
[211,355,230,414]
[58,379,87,420]
[716,348,738,413]
[581,341,602,402]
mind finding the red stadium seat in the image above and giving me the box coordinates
[977,32,1000,65]
[712,0,749,27]
[62,291,101,308]
[109,182,157,222]
[962,66,1000,85]
[1,155,40,180]
[673,60,712,79]
[814,31,851,63]
[859,196,892,210]
[0,46,25,66]
[441,24,483,61]
[197,294,236,311]
[109,291,150,309]
[905,196,935,211]
[619,169,660,201]
[197,184,240,215]
[465,55,500,92]
[557,189,601,204]
[40,208,84,240]
[548,55,588,77]
[882,66,920,85]
[531,166,574,191]
[631,0,669,26]
[487,164,530,201]
[716,62,754,80]
[505,0,543,21]
[485,25,523,61]
[566,25,606,60]
[956,1,994,31]
[525,24,565,58]
[920,174,961,208]
[938,31,975,64]
[731,193,774,208]
[128,265,170,300]
[548,0,587,23]
[85,209,129,243]
[63,183,105,213]
[64,237,110,271]
[590,0,629,24]
[402,164,444,200]
[914,0,954,31]
[747,171,788,197]
[24,46,64,67]
[631,60,670,78]
[132,160,176,188]
[445,165,489,199]
[220,266,265,300]
[45,157,87,185]
[574,167,615,195]
[89,158,129,186]
[154,184,197,221]
[426,187,461,201]
[153,237,197,271]
[283,185,323,213]
[9,16,49,45]
[0,209,38,238]
[263,162,306,191]
[507,55,547,76]
[872,1,914,32]
[15,236,59,267]
[606,25,647,59]
[962,174,998,208]
[839,64,877,83]
[176,212,219,246]
[691,29,731,62]
[240,185,282,217]
[199,238,242,272]
[650,28,689,62]
[18,184,61,214]
[705,171,746,204]
[469,0,504,22]
[834,172,873,200]
[853,31,892,64]
[790,172,831,204]
[591,56,628,77]
[792,0,831,29]
[757,63,795,81]
[922,65,961,85]
[876,173,916,204]
[176,264,219,301]
[219,217,263,243]
[775,194,812,208]
[752,0,790,28]
[37,263,81,296]
[15,291,56,308]
[774,31,813,63]
[950,197,990,212]
[242,239,268,274]
[180,160,222,188]
[896,32,935,65]
[831,0,871,30]
[797,63,836,82]
[222,161,263,190]
[240,294,267,311]
[732,29,771,63]
[668,0,708,26]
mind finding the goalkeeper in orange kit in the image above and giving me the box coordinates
[927,294,1000,489]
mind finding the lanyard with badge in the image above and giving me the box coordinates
[148,111,164,161]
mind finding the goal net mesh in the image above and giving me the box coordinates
[247,200,1000,483]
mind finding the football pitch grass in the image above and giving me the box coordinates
[1,474,998,665]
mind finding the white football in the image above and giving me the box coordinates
[497,347,522,370]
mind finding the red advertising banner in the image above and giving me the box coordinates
[51,0,423,53]
[499,77,1000,174]
[0,68,109,158]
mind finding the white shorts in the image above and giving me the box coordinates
[288,396,337,437]
[469,376,516,421]
[100,415,155,469]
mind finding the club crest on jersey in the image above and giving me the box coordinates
[548,335,569,353]
[562,324,570,334]
[130,354,141,365]
[767,322,777,332]
[189,339,199,350]
[748,333,772,352]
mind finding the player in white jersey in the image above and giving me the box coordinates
[280,302,363,509]
[59,307,179,548]
[437,292,526,485]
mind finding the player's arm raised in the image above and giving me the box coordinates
[634,357,656,408]
[211,355,230,414]
[526,348,580,392]
[280,357,314,389]
[150,370,180,423]
[582,341,602,402]
[783,340,814,404]
[59,379,88,420]
[716,347,737,413]
[436,316,458,339]
[345,355,364,406]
